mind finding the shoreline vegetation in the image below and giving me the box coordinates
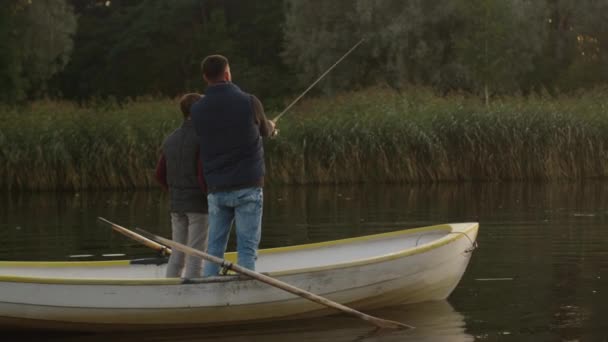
[2,87,607,191]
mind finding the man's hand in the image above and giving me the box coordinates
[269,120,278,138]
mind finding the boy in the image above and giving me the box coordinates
[155,93,208,278]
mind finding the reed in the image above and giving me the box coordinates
[266,87,608,184]
[1,88,607,191]
[0,98,179,190]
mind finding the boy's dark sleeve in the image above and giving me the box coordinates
[155,153,169,191]
[251,95,274,137]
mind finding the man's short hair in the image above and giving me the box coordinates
[201,55,229,82]
[179,93,202,118]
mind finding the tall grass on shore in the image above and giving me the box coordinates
[1,88,607,190]
[0,99,179,190]
[267,87,608,184]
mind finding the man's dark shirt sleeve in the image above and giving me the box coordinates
[251,95,273,137]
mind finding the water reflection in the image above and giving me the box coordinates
[1,182,608,341]
[3,182,608,260]
[39,301,472,342]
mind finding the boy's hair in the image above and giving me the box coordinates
[179,93,202,118]
[201,55,229,81]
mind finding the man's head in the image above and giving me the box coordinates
[179,93,202,119]
[201,55,231,84]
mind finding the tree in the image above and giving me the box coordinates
[0,3,24,103]
[58,0,290,103]
[21,0,78,98]
[0,0,77,103]
[283,0,557,101]
[452,0,548,104]
[546,0,608,91]
[283,0,471,93]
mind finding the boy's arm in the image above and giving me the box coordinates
[154,153,169,191]
[251,95,276,137]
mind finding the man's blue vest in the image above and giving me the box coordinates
[191,82,265,192]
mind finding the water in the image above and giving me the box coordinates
[1,182,607,341]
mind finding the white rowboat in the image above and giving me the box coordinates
[0,222,479,331]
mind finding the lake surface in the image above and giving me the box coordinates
[1,182,607,341]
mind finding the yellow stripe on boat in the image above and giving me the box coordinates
[260,224,453,255]
[269,223,477,276]
[0,275,183,285]
[0,223,477,284]
[0,224,454,270]
[0,260,130,268]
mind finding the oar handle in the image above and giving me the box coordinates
[98,217,171,256]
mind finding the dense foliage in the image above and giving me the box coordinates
[283,0,608,100]
[1,0,76,103]
[1,1,608,104]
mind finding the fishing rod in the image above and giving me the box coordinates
[272,38,365,123]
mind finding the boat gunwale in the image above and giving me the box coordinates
[0,223,478,285]
[270,222,478,276]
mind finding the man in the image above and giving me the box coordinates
[155,93,208,278]
[191,55,276,276]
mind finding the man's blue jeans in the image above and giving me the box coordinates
[203,187,263,277]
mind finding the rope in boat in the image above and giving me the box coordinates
[414,231,478,254]
[449,232,479,253]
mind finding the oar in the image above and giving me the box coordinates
[98,218,413,329]
[98,217,171,256]
[271,38,365,123]
[133,227,414,330]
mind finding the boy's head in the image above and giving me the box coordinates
[179,93,202,119]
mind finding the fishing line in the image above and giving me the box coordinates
[272,38,366,123]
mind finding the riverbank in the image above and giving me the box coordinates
[2,87,607,190]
